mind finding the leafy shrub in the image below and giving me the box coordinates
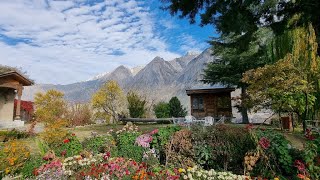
[127,91,147,118]
[0,129,29,142]
[168,96,187,117]
[150,126,181,164]
[253,129,293,177]
[40,119,68,146]
[117,132,144,162]
[0,139,31,177]
[82,135,117,156]
[153,102,170,118]
[20,155,44,178]
[303,136,320,179]
[165,129,195,168]
[54,133,83,157]
[191,124,256,173]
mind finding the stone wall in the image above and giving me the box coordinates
[0,89,15,122]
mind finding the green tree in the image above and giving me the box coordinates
[91,80,126,123]
[34,89,66,124]
[127,91,147,118]
[243,24,320,131]
[168,97,187,117]
[203,28,273,123]
[153,102,170,118]
[161,0,320,123]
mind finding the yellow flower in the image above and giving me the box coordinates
[5,168,10,174]
[274,178,279,180]
[178,168,186,173]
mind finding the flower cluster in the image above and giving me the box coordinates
[62,154,102,176]
[136,134,153,147]
[305,128,316,140]
[143,148,157,159]
[0,139,31,175]
[35,159,63,176]
[115,123,139,134]
[180,166,248,180]
[258,137,270,149]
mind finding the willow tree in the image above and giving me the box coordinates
[243,24,320,131]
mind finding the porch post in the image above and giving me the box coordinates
[14,86,23,120]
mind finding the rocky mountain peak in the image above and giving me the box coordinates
[150,56,164,63]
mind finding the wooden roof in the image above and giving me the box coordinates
[0,71,33,86]
[186,87,235,96]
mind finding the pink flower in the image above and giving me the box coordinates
[136,134,153,147]
[61,150,67,156]
[149,129,159,135]
[295,160,306,172]
[259,137,270,149]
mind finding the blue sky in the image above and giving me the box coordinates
[0,0,216,84]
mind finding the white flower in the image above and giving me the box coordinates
[183,175,188,179]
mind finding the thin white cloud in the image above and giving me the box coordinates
[0,0,200,84]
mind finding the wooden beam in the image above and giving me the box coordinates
[120,117,184,123]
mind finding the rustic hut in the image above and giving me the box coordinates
[186,88,235,119]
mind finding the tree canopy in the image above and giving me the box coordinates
[91,80,127,123]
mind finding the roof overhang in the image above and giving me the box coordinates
[0,71,33,86]
[186,87,235,96]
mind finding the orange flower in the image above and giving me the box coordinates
[297,174,305,179]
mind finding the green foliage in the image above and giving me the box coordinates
[153,102,170,118]
[191,125,256,173]
[117,132,144,162]
[254,130,293,177]
[20,155,43,178]
[150,126,181,164]
[304,138,320,179]
[34,89,67,124]
[168,97,187,117]
[82,135,117,156]
[0,129,29,142]
[53,134,83,157]
[127,91,147,118]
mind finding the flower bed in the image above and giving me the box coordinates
[0,124,317,179]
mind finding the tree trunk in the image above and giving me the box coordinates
[241,87,249,124]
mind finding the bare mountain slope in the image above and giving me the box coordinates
[23,49,216,106]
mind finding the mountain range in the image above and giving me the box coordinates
[22,49,220,107]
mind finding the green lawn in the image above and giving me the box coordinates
[68,123,172,141]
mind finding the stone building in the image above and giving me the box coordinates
[0,71,33,128]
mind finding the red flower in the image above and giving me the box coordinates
[63,139,70,143]
[72,133,75,136]
[259,137,270,149]
[33,168,39,176]
[245,123,253,130]
[61,149,67,156]
[103,152,110,160]
[294,160,306,172]
[305,128,316,140]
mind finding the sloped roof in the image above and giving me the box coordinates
[0,71,33,86]
[186,87,235,96]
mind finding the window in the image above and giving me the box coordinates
[192,96,204,111]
